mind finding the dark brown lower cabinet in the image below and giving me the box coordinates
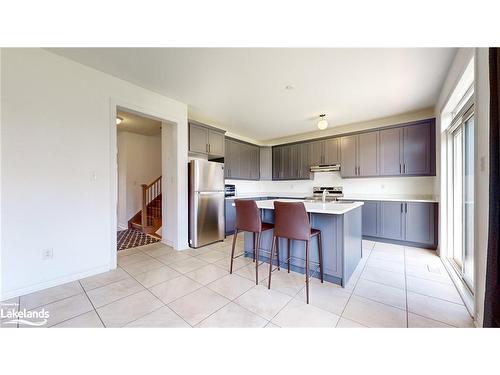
[361,200,437,248]
[361,201,379,237]
[380,201,405,240]
[404,202,436,245]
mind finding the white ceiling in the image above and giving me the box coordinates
[117,109,161,136]
[50,48,456,141]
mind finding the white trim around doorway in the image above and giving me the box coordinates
[108,98,189,270]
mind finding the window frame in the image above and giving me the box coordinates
[446,96,475,293]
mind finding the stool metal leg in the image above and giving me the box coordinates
[318,232,324,283]
[276,237,280,271]
[287,239,291,273]
[305,240,310,304]
[229,230,238,274]
[268,236,277,289]
[255,232,261,285]
[252,233,256,262]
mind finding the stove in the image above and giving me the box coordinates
[224,184,236,197]
[305,186,343,202]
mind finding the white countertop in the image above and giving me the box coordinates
[225,192,308,200]
[255,199,364,215]
[225,192,438,203]
[338,194,438,203]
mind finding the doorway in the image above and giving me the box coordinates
[116,109,163,251]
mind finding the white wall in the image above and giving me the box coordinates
[265,107,436,146]
[227,173,436,197]
[474,48,490,327]
[0,48,188,300]
[117,131,162,229]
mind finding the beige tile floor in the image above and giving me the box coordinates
[0,236,475,328]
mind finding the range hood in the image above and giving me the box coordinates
[310,164,341,172]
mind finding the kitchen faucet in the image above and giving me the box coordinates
[322,189,328,202]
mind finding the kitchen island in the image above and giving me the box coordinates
[243,199,364,287]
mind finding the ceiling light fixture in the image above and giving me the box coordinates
[285,84,295,90]
[116,117,123,125]
[317,114,328,130]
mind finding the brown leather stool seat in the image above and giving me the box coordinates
[267,201,324,304]
[230,199,274,284]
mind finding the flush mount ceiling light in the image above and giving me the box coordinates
[116,117,123,125]
[285,84,295,90]
[317,114,328,130]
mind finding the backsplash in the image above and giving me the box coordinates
[226,172,437,196]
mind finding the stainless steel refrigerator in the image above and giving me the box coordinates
[188,159,225,248]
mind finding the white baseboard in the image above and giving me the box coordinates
[161,238,173,247]
[117,223,128,231]
[0,264,112,301]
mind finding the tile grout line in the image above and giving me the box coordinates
[78,280,106,328]
[112,259,193,327]
[169,251,267,327]
[262,264,317,326]
[336,243,373,327]
[18,241,221,328]
[403,246,409,328]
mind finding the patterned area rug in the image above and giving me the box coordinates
[117,229,159,251]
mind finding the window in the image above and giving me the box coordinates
[447,98,474,291]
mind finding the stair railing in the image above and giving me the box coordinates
[141,176,162,228]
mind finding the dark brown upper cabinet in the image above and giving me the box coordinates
[272,142,312,180]
[379,119,435,176]
[340,132,379,177]
[379,127,402,175]
[188,121,225,157]
[309,140,325,165]
[224,138,260,180]
[402,122,434,175]
[324,137,340,164]
[340,135,358,177]
[307,138,339,166]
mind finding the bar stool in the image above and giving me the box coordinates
[267,201,324,304]
[230,199,274,284]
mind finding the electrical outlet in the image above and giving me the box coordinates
[42,248,53,260]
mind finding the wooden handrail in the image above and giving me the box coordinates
[145,175,162,190]
[141,176,162,228]
[141,184,148,228]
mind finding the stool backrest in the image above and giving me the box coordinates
[273,201,311,241]
[235,199,262,233]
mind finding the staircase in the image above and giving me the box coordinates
[128,176,162,238]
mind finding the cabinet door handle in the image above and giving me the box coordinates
[404,163,406,174]
[400,203,403,213]
[399,163,402,174]
[405,203,408,213]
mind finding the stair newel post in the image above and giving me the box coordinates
[141,184,148,229]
